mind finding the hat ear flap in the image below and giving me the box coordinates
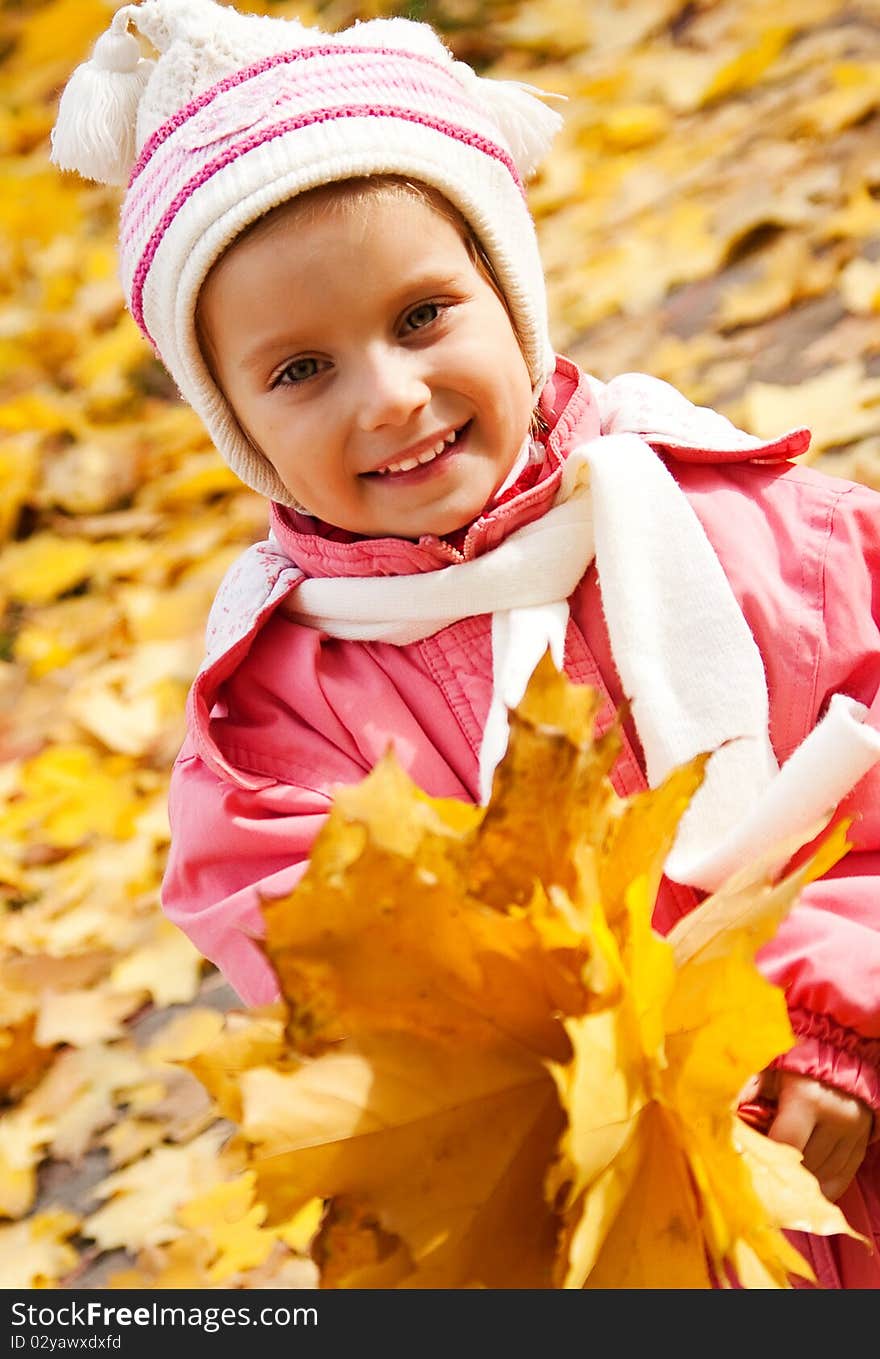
[50,15,155,186]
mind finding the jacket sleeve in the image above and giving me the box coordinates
[160,738,332,1006]
[756,482,880,1117]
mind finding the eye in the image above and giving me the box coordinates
[403,302,441,332]
[272,356,325,387]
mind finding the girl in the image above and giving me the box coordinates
[51,0,880,1287]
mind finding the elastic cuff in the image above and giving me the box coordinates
[772,1009,880,1136]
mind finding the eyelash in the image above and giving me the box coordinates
[270,301,447,388]
[402,301,441,332]
[271,357,324,388]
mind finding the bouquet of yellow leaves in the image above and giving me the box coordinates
[188,653,861,1289]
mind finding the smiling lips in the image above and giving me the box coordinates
[369,425,465,477]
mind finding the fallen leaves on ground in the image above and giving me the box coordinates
[0,1209,81,1289]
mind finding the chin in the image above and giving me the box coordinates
[426,494,494,539]
[411,514,475,540]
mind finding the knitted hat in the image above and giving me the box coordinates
[51,0,564,506]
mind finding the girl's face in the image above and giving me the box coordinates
[197,189,534,538]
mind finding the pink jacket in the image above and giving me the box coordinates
[162,357,880,1283]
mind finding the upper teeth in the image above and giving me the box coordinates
[377,430,458,475]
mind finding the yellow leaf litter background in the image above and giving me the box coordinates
[1,0,879,1288]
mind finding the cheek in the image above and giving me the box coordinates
[250,415,318,488]
[454,328,531,407]
[494,350,535,429]
[259,401,320,450]
[479,315,533,409]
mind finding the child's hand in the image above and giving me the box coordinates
[741,1069,872,1202]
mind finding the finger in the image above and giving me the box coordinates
[767,1083,816,1154]
[801,1123,844,1180]
[815,1119,871,1201]
[736,1075,761,1105]
[736,1068,777,1107]
[819,1139,867,1203]
[755,1070,782,1103]
[756,1068,779,1101]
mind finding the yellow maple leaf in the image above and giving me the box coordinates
[195,653,861,1289]
[839,257,880,316]
[70,313,149,396]
[144,1009,227,1066]
[0,1209,80,1288]
[0,1011,53,1099]
[66,645,191,758]
[717,235,838,330]
[34,986,143,1048]
[819,185,880,242]
[175,1171,320,1284]
[740,362,880,456]
[122,1065,216,1144]
[2,743,140,848]
[25,1042,151,1164]
[276,1196,324,1253]
[108,918,205,1008]
[598,103,671,151]
[40,432,145,517]
[240,1030,564,1287]
[117,581,218,647]
[799,60,880,136]
[0,440,38,543]
[83,1127,238,1253]
[633,37,782,116]
[230,675,618,1287]
[0,1106,54,1219]
[701,27,793,105]
[13,595,123,679]
[235,1246,320,1289]
[1,0,108,91]
[0,533,101,609]
[177,1175,278,1282]
[107,1237,215,1290]
[99,1118,165,1170]
[139,453,243,507]
[551,819,856,1288]
[185,1007,287,1126]
[264,746,590,1056]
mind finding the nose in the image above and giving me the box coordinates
[354,346,431,432]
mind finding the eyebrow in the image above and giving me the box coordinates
[240,335,309,373]
[237,271,467,373]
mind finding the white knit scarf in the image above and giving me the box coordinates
[282,433,880,891]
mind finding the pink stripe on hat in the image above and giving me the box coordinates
[121,47,493,253]
[129,44,468,186]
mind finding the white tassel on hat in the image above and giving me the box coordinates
[50,8,155,186]
[451,61,566,181]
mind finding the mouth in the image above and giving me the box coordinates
[362,423,471,481]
